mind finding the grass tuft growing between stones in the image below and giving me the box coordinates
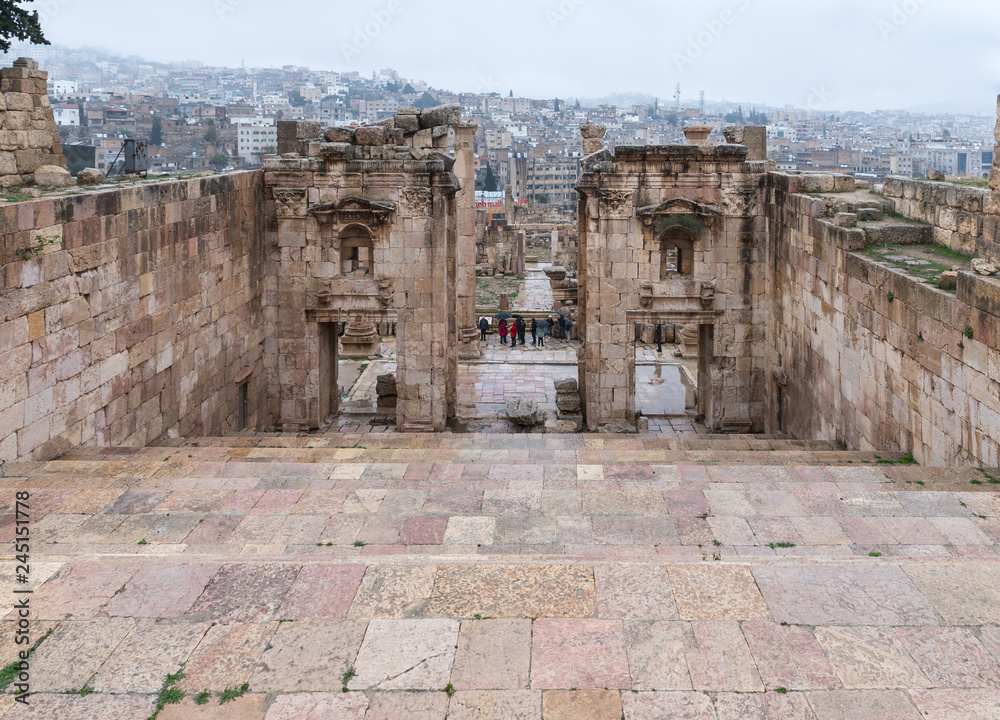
[341,667,356,692]
[148,671,186,719]
[217,682,249,704]
[0,627,53,693]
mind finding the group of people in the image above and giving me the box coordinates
[478,314,573,347]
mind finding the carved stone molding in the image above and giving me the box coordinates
[721,187,758,217]
[598,189,634,218]
[272,188,307,218]
[309,196,396,226]
[398,187,432,217]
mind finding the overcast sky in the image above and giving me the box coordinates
[37,0,1000,114]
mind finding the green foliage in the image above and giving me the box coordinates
[150,116,163,146]
[210,153,230,168]
[203,121,219,145]
[289,89,307,107]
[194,691,211,705]
[536,194,550,204]
[774,687,788,694]
[65,686,94,696]
[768,542,796,549]
[353,540,366,547]
[886,291,894,302]
[663,112,679,127]
[0,0,49,54]
[483,164,498,192]
[414,91,438,109]
[978,468,999,484]
[14,233,57,261]
[869,551,882,557]
[148,672,186,719]
[402,83,415,94]
[217,682,249,704]
[964,325,974,339]
[446,683,455,696]
[0,628,52,692]
[341,667,356,692]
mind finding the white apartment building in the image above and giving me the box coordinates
[236,118,278,164]
[52,104,80,126]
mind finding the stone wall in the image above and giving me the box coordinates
[882,177,999,262]
[0,171,266,460]
[767,174,1000,466]
[0,58,66,187]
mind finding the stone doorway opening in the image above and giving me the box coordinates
[633,322,697,419]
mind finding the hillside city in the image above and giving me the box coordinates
[5,41,995,214]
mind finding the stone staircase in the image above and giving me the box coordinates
[3,434,999,718]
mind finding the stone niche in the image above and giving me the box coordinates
[265,105,474,432]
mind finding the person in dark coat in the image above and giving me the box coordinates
[530,318,538,346]
[535,319,547,346]
[516,317,526,345]
[479,316,489,342]
[654,324,662,353]
[563,317,573,340]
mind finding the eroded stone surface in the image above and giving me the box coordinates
[531,619,630,689]
[668,565,768,620]
[250,621,366,692]
[428,565,595,618]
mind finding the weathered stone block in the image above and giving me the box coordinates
[4,92,32,112]
[394,114,419,133]
[33,165,72,187]
[506,398,539,426]
[324,126,355,143]
[354,126,386,146]
[76,168,104,185]
[419,104,461,129]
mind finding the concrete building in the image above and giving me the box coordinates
[236,117,278,163]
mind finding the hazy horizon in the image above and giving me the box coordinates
[27,0,1000,116]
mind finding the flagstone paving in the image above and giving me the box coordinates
[1,435,999,718]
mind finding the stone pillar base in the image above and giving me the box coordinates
[458,326,482,359]
[674,323,699,359]
[340,321,380,358]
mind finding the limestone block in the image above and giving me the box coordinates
[76,168,104,185]
[33,165,72,187]
[324,126,355,143]
[418,104,461,129]
[413,129,433,148]
[394,114,419,133]
[834,213,857,228]
[14,148,44,172]
[0,151,14,175]
[355,126,386,145]
[4,92,32,112]
[506,398,539,426]
[927,168,946,181]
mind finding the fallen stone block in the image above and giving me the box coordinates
[33,164,72,187]
[506,398,539,427]
[76,167,104,185]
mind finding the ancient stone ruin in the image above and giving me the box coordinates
[0,60,999,467]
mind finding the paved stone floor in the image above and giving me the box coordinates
[338,340,693,430]
[2,434,1000,718]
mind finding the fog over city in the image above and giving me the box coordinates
[38,0,1000,113]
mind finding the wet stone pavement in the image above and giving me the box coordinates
[2,434,1000,718]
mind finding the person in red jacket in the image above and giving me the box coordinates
[498,318,509,346]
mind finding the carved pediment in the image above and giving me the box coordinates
[309,196,396,226]
[637,197,722,226]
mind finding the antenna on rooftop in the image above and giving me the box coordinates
[699,90,704,116]
[674,84,681,111]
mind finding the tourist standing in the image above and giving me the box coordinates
[536,319,547,347]
[479,316,489,342]
[516,317,526,345]
[530,318,538,346]
[499,318,508,346]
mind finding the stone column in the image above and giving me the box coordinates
[516,231,526,279]
[453,124,481,358]
[580,124,607,156]
[551,227,559,261]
